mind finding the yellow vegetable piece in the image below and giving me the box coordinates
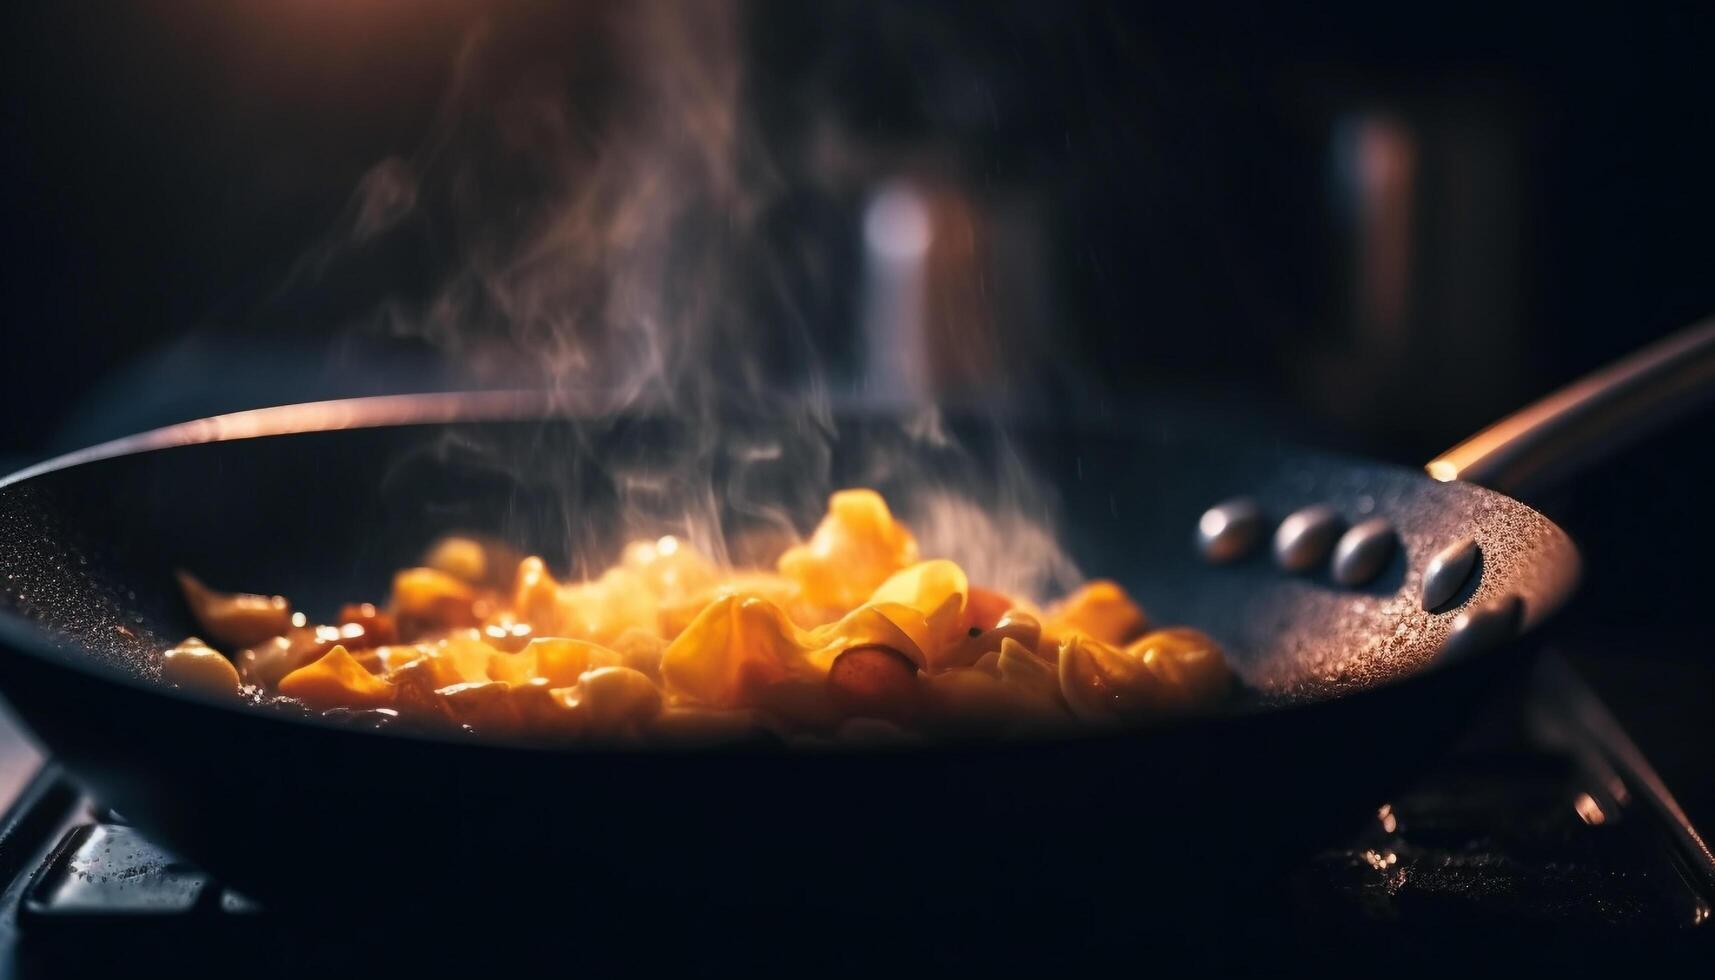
[511,558,662,646]
[923,665,1066,736]
[176,572,293,649]
[620,535,720,604]
[803,602,929,671]
[1124,627,1234,708]
[479,618,535,653]
[435,680,523,738]
[173,488,1236,743]
[1058,627,1230,723]
[660,595,816,707]
[996,637,1060,698]
[660,571,816,636]
[607,627,666,679]
[161,638,241,698]
[433,630,501,684]
[510,678,586,739]
[425,536,488,585]
[485,647,540,687]
[559,666,664,732]
[938,608,1044,671]
[663,590,947,709]
[235,635,293,689]
[512,556,562,627]
[525,636,621,687]
[388,653,464,726]
[566,568,660,644]
[392,567,480,629]
[868,559,969,618]
[374,644,434,675]
[866,559,970,655]
[279,644,396,711]
[1043,579,1148,647]
[778,489,918,612]
[1058,633,1156,723]
[390,652,464,690]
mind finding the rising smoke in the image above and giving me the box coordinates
[293,0,1083,601]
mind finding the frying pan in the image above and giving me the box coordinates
[0,322,1711,937]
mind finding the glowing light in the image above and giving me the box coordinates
[656,535,680,557]
[1361,849,1398,870]
[1198,510,1227,539]
[863,185,932,261]
[1573,792,1607,826]
[1425,459,1460,482]
[291,611,308,628]
[1377,803,1398,834]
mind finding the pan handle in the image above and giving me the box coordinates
[1427,317,1715,499]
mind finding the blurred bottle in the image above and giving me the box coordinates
[856,176,1054,412]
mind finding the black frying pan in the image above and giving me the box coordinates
[0,323,1710,936]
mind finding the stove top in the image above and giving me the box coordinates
[0,652,1706,976]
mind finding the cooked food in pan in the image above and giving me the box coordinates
[162,489,1233,745]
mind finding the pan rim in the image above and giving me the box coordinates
[0,390,565,492]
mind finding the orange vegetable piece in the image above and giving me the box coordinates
[1057,627,1230,722]
[778,489,919,612]
[807,602,930,671]
[1044,579,1148,646]
[278,644,396,711]
[176,572,293,649]
[660,572,816,636]
[509,679,586,739]
[865,559,970,654]
[619,535,720,604]
[937,608,1044,671]
[526,636,621,687]
[511,556,562,627]
[336,603,398,649]
[660,595,814,707]
[1124,628,1233,707]
[392,567,482,635]
[564,666,664,731]
[436,680,523,738]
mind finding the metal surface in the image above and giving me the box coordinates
[1273,504,1343,572]
[0,396,1581,912]
[1196,497,1264,564]
[1438,595,1525,664]
[1428,317,1715,497]
[4,312,1713,915]
[1331,516,1397,586]
[1422,537,1481,612]
[1532,655,1715,897]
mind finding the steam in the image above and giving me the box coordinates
[347,1,770,408]
[295,0,1082,601]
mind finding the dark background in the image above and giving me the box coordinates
[5,1,1715,455]
[2,0,1712,824]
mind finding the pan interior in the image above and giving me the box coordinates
[0,405,1578,717]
